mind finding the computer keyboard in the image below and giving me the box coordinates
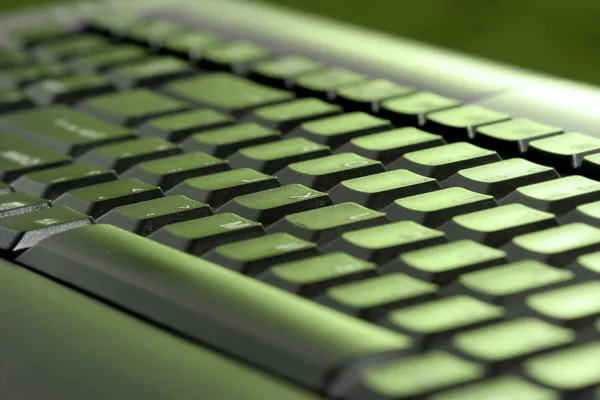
[2,1,600,399]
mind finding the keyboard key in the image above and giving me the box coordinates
[443,158,559,199]
[501,175,600,216]
[24,74,115,105]
[97,195,211,236]
[389,142,501,182]
[11,163,116,200]
[201,41,270,75]
[277,153,384,191]
[452,318,574,370]
[228,137,331,174]
[54,177,163,218]
[136,109,234,142]
[164,73,294,117]
[317,273,438,320]
[78,136,181,173]
[2,106,134,156]
[149,212,264,255]
[121,151,229,190]
[126,20,183,48]
[251,56,323,89]
[504,223,600,266]
[431,376,559,400]
[71,44,147,73]
[475,118,563,157]
[258,252,376,297]
[337,127,445,165]
[571,252,600,280]
[17,224,412,390]
[335,79,413,113]
[78,88,189,127]
[441,204,557,247]
[33,35,110,61]
[328,169,440,210]
[0,192,49,219]
[204,232,318,276]
[383,240,507,284]
[322,221,445,264]
[528,132,600,173]
[7,24,71,49]
[0,51,29,69]
[581,153,600,179]
[168,168,279,208]
[0,63,69,90]
[243,98,342,132]
[384,187,497,227]
[107,56,196,89]
[0,90,35,113]
[219,184,332,226]
[268,202,387,245]
[86,12,139,38]
[162,31,221,60]
[294,67,366,101]
[0,134,71,182]
[0,182,11,195]
[288,112,393,149]
[379,91,461,126]
[450,260,573,305]
[0,206,91,254]
[423,104,511,142]
[181,123,281,158]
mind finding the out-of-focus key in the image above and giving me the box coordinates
[201,41,270,75]
[33,35,110,62]
[25,74,115,105]
[71,44,147,73]
[294,67,366,101]
[107,56,196,89]
[379,91,461,126]
[431,376,559,400]
[335,79,413,113]
[0,63,69,90]
[251,56,323,89]
[0,90,35,113]
[162,31,221,60]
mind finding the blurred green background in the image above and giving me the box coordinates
[6,0,600,86]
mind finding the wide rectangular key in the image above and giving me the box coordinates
[163,73,294,117]
[24,74,115,105]
[0,63,69,90]
[527,132,600,173]
[162,31,221,60]
[379,91,461,126]
[137,109,234,143]
[335,79,413,113]
[97,195,212,236]
[54,177,163,218]
[33,35,110,62]
[431,376,559,400]
[2,105,134,156]
[0,192,49,219]
[201,41,270,75]
[294,67,366,101]
[71,44,148,73]
[250,56,323,89]
[107,56,196,89]
[16,224,411,390]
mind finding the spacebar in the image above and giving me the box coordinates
[16,224,411,392]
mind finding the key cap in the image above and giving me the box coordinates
[383,187,497,227]
[0,182,12,195]
[228,137,331,174]
[181,123,281,158]
[77,88,190,127]
[121,151,230,190]
[441,204,557,247]
[333,351,484,400]
[258,252,377,298]
[86,12,139,38]
[204,232,318,275]
[268,202,387,245]
[149,212,264,255]
[570,252,600,280]
[251,56,323,89]
[448,260,573,305]
[504,223,600,266]
[526,281,600,327]
[136,108,234,142]
[317,273,438,320]
[71,44,147,73]
[0,192,49,219]
[294,68,366,101]
[162,31,221,60]
[33,35,110,62]
[0,90,35,113]
[328,169,440,210]
[381,296,505,348]
[501,175,600,216]
[388,142,501,182]
[78,136,182,173]
[443,158,559,199]
[382,240,507,284]
[24,74,115,105]
[336,127,445,165]
[243,98,342,133]
[164,73,294,117]
[2,105,134,156]
[7,24,71,49]
[0,206,91,255]
[379,91,461,126]
[431,376,559,400]
[126,20,183,48]
[0,63,69,90]
[581,153,600,180]
[219,184,332,226]
[201,41,270,75]
[475,118,563,157]
[107,56,196,89]
[288,112,393,149]
[97,195,211,236]
[0,134,71,182]
[11,163,116,200]
[168,168,280,208]
[54,177,163,218]
[528,132,600,173]
[277,153,384,191]
[423,104,511,142]
[322,221,445,264]
[335,79,413,113]
[0,51,29,69]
